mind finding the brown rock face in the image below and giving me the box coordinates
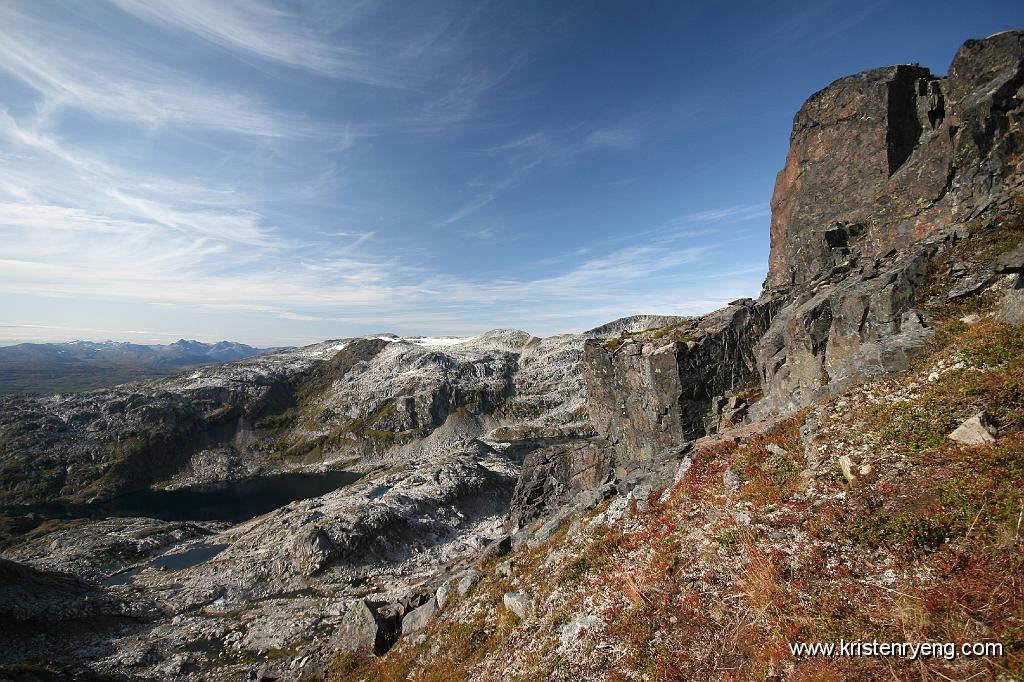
[753,30,1024,415]
[766,64,953,290]
[767,31,1024,292]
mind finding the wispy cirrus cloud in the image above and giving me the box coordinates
[0,2,774,345]
[0,15,314,139]
[594,202,770,248]
[406,52,528,134]
[0,112,280,249]
[0,322,219,344]
[107,0,395,84]
[678,203,770,224]
[435,119,647,227]
[0,147,760,337]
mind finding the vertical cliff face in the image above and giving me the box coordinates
[767,32,1024,295]
[766,64,950,291]
[753,30,1024,416]
[583,30,1024,454]
[582,299,778,463]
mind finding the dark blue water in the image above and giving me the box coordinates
[2,470,362,524]
[367,485,390,500]
[103,566,142,587]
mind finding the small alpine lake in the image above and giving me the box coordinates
[2,469,362,524]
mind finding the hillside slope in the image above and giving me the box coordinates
[333,301,1024,681]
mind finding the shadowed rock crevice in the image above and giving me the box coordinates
[583,299,779,463]
[885,65,932,174]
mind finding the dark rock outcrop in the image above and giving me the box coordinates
[752,245,939,416]
[582,299,778,462]
[753,30,1024,415]
[765,64,953,291]
[0,557,155,674]
[508,438,614,530]
[766,31,1023,294]
[0,558,140,622]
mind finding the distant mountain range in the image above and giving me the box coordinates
[0,340,273,395]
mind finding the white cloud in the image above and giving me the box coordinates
[0,322,209,344]
[0,4,326,138]
[0,3,770,344]
[680,204,771,224]
[107,0,395,84]
[2,124,756,328]
[0,88,765,341]
[434,119,645,227]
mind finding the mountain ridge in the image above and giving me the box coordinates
[0,339,275,396]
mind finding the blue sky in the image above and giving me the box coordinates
[1,1,1022,346]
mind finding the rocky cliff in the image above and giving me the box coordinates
[767,31,1023,291]
[582,299,777,461]
[583,29,1024,457]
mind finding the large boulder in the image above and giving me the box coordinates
[292,527,338,577]
[333,600,401,656]
[508,437,614,530]
[502,592,532,620]
[999,276,1024,324]
[949,413,999,444]
[401,597,437,635]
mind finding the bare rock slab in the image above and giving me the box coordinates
[502,591,532,620]
[559,614,604,650]
[456,569,482,597]
[998,277,1024,325]
[948,412,998,445]
[401,597,437,635]
[495,559,513,579]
